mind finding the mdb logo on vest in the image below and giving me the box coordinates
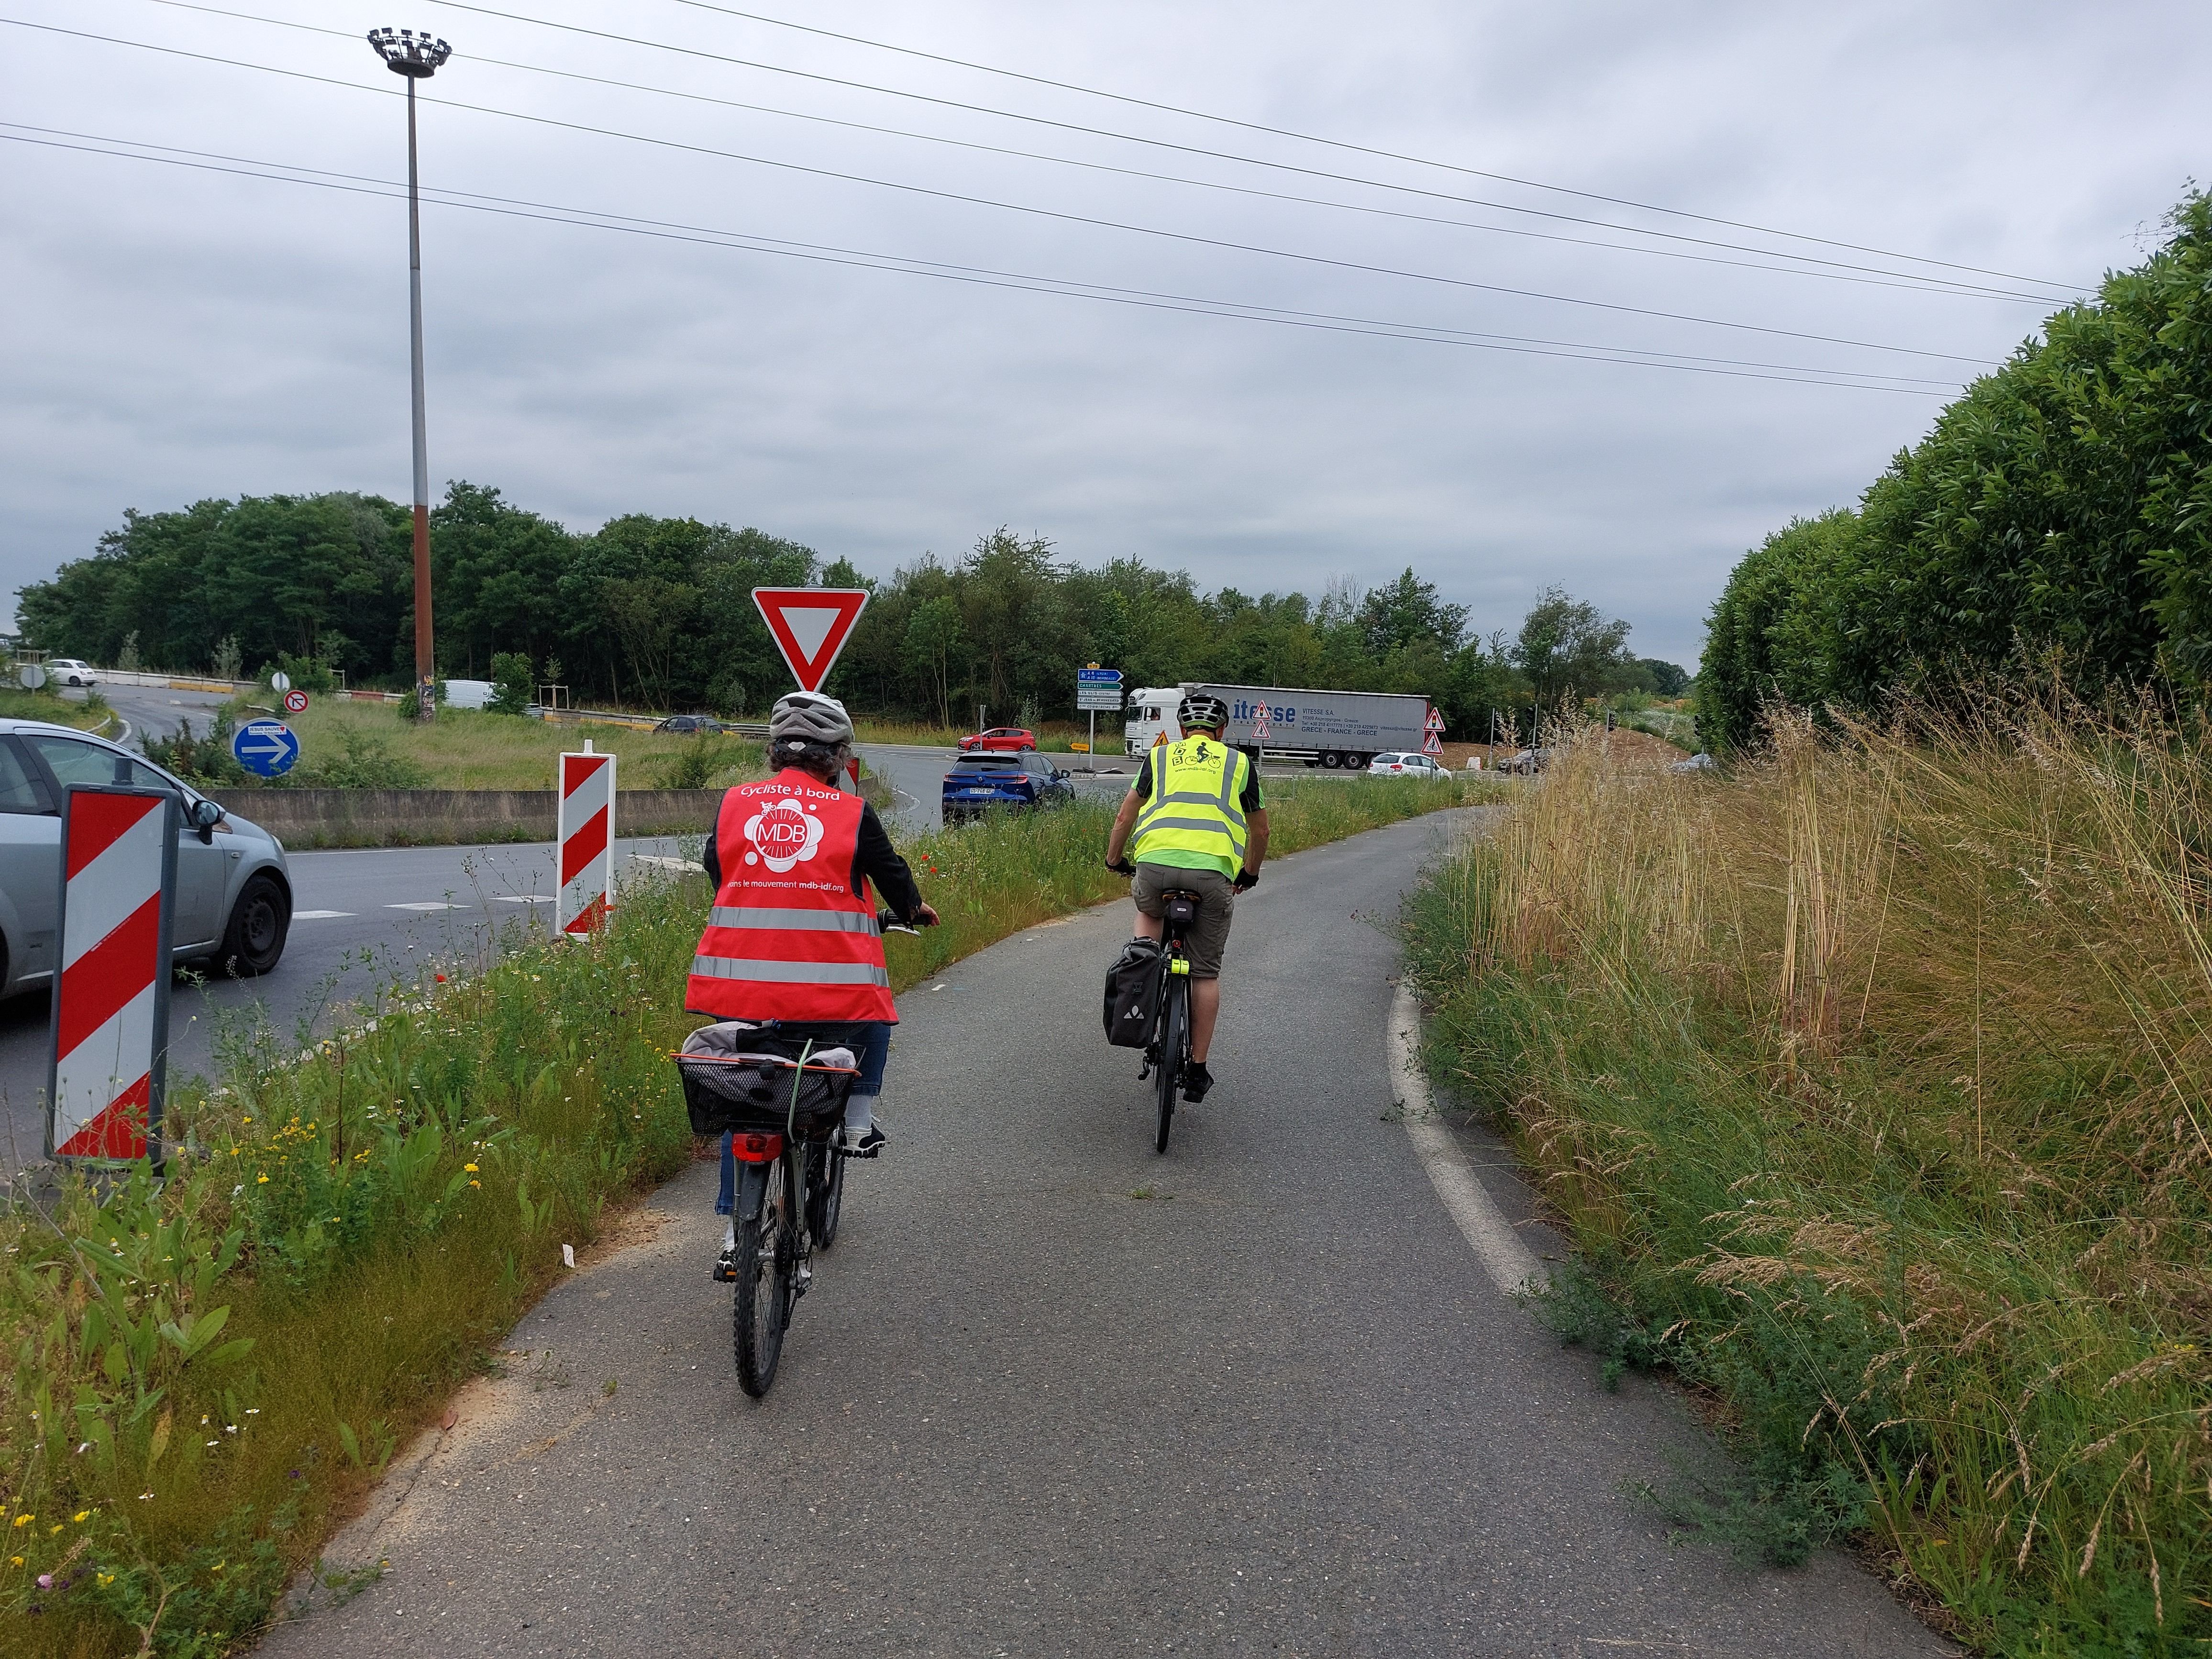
[736,781,848,874]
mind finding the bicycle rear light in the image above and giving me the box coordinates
[732,1132,784,1162]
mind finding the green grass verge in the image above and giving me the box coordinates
[1401,718,2211,1656]
[144,698,765,792]
[0,687,113,734]
[0,774,1495,1655]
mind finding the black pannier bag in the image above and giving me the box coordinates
[676,1023,859,1137]
[1103,936,1166,1047]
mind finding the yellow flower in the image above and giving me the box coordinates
[257,1174,270,1184]
[10,1515,28,1527]
[469,1180,481,1189]
[49,1524,62,1534]
[464,1162,478,1172]
[99,1572,115,1586]
[71,1511,88,1523]
[7,1556,20,1568]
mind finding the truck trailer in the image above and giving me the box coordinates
[1123,684,1437,769]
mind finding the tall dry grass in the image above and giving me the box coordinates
[1406,701,2212,1652]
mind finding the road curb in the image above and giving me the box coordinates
[1387,980,1545,1296]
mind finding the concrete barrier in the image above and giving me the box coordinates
[209,787,730,851]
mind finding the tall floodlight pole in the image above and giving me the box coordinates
[368,27,453,721]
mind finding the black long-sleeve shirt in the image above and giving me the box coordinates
[702,792,923,922]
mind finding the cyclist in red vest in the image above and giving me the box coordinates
[691,692,935,1276]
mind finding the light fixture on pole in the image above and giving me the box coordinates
[367,25,452,721]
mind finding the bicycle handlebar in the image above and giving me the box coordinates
[877,907,935,935]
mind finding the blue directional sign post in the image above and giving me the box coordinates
[1075,666,1122,764]
[232,719,300,779]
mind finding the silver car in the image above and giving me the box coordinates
[0,720,293,995]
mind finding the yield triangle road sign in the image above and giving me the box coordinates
[752,588,870,692]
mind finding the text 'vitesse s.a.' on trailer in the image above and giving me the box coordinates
[1121,684,1437,770]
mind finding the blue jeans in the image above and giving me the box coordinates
[716,1021,889,1216]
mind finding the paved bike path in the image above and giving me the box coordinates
[258,809,1943,1657]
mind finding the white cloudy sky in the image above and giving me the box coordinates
[2,0,2204,667]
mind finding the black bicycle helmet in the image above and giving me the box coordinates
[1178,692,1230,732]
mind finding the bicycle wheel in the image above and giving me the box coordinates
[733,1154,794,1397]
[809,1137,847,1250]
[1154,972,1185,1153]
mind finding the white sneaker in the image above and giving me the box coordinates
[836,1124,886,1158]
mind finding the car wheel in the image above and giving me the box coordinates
[1018,743,1035,752]
[218,873,290,977]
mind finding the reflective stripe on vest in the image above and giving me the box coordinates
[1129,740,1250,867]
[686,771,897,1022]
[690,956,892,986]
[708,906,881,935]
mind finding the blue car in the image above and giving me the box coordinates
[941,752,1074,824]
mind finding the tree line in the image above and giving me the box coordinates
[18,485,1684,733]
[1701,189,2212,752]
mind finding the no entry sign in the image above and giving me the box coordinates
[48,787,177,1164]
[556,749,615,936]
[752,588,869,693]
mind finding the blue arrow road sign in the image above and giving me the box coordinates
[1077,667,1122,684]
[232,719,300,779]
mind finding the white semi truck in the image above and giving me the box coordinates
[1123,683,1438,769]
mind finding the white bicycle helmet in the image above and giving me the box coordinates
[1178,692,1230,732]
[769,691,854,762]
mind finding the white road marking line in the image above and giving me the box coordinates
[386,901,468,911]
[291,910,354,920]
[1388,981,1544,1296]
[493,895,557,904]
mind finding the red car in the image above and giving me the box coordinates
[959,726,1037,753]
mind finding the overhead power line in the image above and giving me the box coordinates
[131,0,2064,306]
[0,124,1960,396]
[661,0,2076,293]
[138,0,2070,305]
[3,16,2002,367]
[402,0,2081,303]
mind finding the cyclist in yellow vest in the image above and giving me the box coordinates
[1104,692,1269,1102]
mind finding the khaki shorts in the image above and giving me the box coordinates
[1132,863,1235,979]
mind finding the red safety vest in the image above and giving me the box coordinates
[686,770,896,1023]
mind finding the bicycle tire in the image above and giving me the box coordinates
[810,1139,847,1250]
[1154,973,1184,1153]
[733,1155,793,1397]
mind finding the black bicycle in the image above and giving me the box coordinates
[1128,885,1199,1153]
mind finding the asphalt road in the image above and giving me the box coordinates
[0,836,701,1171]
[257,809,1944,1659]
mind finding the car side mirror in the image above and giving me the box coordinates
[191,797,222,840]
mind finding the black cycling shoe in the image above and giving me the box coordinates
[835,1125,886,1159]
[1182,1062,1215,1104]
[712,1246,737,1283]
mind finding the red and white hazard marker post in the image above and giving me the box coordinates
[47,787,178,1165]
[556,744,616,936]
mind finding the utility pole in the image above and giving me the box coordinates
[368,27,452,721]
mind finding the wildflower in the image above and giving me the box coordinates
[37,1573,52,1589]
[465,1162,478,1172]
[258,1174,269,1183]
[98,1573,114,1587]
[70,1512,88,1524]
[11,1515,30,1527]
[138,1493,153,1501]
[7,1556,20,1568]
[48,1525,60,1535]
[469,1180,481,1189]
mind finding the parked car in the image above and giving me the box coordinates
[0,721,293,995]
[958,727,1037,753]
[941,752,1074,823]
[653,714,725,735]
[1365,751,1449,779]
[1510,748,1554,775]
[45,659,98,687]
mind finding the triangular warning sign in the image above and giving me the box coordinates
[752,588,870,693]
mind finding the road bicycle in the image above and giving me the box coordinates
[1138,887,1199,1153]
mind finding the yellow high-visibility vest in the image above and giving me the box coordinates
[1129,737,1251,870]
